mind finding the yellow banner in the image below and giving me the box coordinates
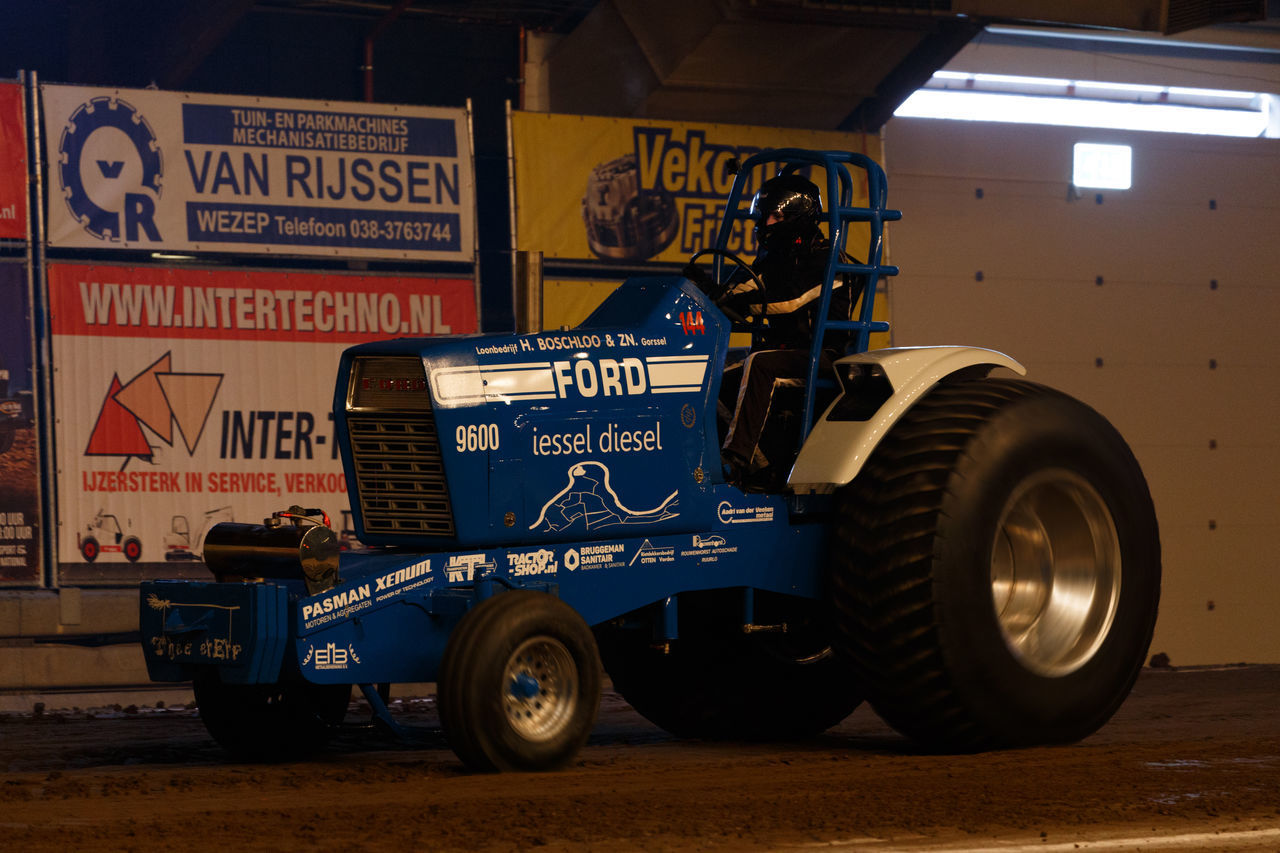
[542,279,621,330]
[512,112,882,263]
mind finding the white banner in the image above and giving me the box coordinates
[48,262,477,581]
[42,85,475,262]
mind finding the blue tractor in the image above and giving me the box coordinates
[139,150,1160,771]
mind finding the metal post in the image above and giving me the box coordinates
[505,100,519,333]
[27,71,57,589]
[464,97,481,331]
[513,250,543,334]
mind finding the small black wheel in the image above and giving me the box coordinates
[123,536,142,562]
[80,537,99,563]
[438,590,602,772]
[193,670,350,760]
[831,378,1161,750]
[596,590,861,740]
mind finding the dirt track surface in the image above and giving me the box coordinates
[2,666,1278,852]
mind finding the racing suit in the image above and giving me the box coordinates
[719,235,856,489]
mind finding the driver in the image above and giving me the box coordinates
[714,174,856,490]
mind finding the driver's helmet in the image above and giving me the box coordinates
[750,174,822,253]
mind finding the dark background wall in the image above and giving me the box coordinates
[3,1,525,330]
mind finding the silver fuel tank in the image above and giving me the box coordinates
[203,511,340,596]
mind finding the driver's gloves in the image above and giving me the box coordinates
[720,288,760,319]
[682,263,713,287]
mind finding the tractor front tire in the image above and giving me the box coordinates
[438,590,602,772]
[831,378,1160,751]
[596,590,861,741]
[192,670,351,760]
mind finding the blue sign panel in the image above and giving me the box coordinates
[0,261,40,585]
[42,85,476,262]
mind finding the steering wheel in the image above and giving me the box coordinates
[684,248,767,325]
[685,248,763,298]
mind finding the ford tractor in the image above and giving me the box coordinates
[140,149,1160,771]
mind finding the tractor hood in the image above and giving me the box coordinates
[334,276,732,548]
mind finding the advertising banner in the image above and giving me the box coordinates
[42,85,475,262]
[0,82,28,240]
[0,261,40,585]
[48,262,477,583]
[511,111,881,263]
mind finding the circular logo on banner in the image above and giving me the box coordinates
[57,95,163,242]
[581,153,677,262]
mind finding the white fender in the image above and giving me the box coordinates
[788,346,1026,492]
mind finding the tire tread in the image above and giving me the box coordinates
[831,379,1041,751]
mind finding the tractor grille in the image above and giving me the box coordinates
[346,355,454,538]
[348,416,455,537]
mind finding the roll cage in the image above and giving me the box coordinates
[709,149,901,442]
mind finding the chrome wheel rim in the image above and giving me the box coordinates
[990,469,1121,677]
[504,635,578,742]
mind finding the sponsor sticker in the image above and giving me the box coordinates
[717,500,775,525]
[302,641,362,671]
[301,583,374,629]
[475,331,673,356]
[531,421,663,458]
[629,538,676,567]
[680,533,738,564]
[507,548,558,577]
[373,558,433,602]
[445,552,495,583]
[563,543,626,572]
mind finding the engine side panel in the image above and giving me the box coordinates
[337,277,732,548]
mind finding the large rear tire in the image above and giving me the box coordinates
[438,590,602,772]
[192,671,350,760]
[596,590,861,740]
[831,378,1160,750]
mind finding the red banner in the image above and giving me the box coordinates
[47,263,476,343]
[0,83,27,240]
